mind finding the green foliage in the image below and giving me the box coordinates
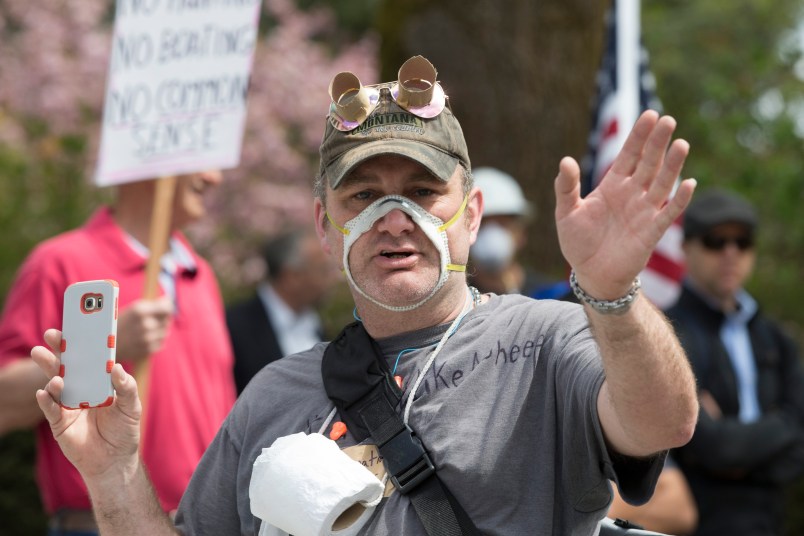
[0,141,107,304]
[643,0,804,339]
[0,432,45,535]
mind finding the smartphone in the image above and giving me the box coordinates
[60,280,119,409]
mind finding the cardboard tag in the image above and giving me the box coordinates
[341,443,395,497]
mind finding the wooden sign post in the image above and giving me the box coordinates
[135,175,177,431]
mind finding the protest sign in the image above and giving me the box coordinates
[95,0,261,186]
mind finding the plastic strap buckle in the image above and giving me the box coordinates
[381,425,436,494]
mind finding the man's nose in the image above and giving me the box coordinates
[721,242,745,255]
[375,208,415,236]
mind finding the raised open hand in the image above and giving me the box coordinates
[554,110,696,300]
[32,328,142,480]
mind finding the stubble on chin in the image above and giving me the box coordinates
[354,267,440,307]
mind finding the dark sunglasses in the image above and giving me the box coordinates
[700,234,755,252]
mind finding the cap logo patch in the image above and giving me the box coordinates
[349,112,425,137]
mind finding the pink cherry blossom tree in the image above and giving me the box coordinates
[0,0,378,295]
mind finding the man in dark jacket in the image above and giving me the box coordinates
[666,188,804,536]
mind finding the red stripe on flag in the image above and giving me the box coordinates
[646,249,685,283]
[603,118,618,139]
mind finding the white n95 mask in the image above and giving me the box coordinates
[470,222,515,271]
[327,194,468,311]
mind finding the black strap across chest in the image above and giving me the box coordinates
[322,321,480,536]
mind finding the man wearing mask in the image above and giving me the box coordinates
[28,57,698,535]
[467,167,543,295]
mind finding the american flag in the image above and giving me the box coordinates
[581,0,685,310]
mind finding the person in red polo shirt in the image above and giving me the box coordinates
[0,171,236,535]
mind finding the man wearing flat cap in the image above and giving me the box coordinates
[666,188,804,536]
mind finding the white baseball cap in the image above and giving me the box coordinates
[473,167,533,218]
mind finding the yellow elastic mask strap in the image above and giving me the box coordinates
[438,194,469,232]
[440,195,469,273]
[335,194,467,311]
[326,212,349,236]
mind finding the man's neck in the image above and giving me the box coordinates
[687,278,739,314]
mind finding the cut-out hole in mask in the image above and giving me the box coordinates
[327,195,468,311]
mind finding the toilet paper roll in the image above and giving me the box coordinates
[250,432,385,536]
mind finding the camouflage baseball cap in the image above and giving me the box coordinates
[318,85,471,190]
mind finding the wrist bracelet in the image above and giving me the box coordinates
[569,270,641,315]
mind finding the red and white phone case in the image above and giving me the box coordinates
[60,279,119,409]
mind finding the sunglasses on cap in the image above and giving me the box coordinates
[328,55,446,132]
[699,233,755,252]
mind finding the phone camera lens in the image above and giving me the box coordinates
[84,297,96,310]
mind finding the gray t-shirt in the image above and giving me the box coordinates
[174,294,664,535]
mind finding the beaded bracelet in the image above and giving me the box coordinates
[569,270,641,315]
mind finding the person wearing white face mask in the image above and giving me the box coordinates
[29,56,699,536]
[467,167,545,296]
